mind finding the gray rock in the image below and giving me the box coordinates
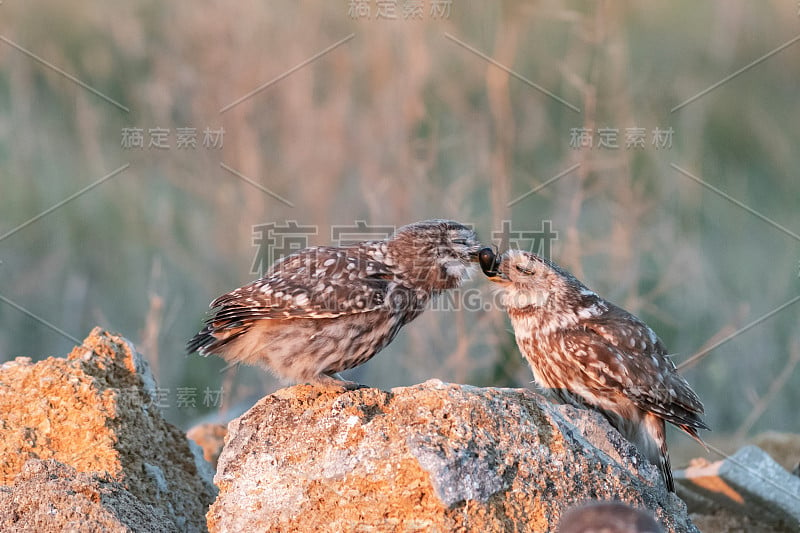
[676,445,800,531]
[209,379,698,532]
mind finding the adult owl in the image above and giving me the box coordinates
[188,219,482,387]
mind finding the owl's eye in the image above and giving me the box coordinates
[452,238,468,245]
[515,264,535,276]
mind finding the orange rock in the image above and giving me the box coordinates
[0,328,216,532]
[208,380,698,532]
[187,423,228,469]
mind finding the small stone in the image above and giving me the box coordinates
[676,445,800,531]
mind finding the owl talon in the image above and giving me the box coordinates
[309,374,365,390]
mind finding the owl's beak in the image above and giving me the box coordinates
[484,270,511,286]
[467,246,483,262]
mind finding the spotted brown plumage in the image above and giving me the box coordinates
[480,248,708,492]
[187,220,482,387]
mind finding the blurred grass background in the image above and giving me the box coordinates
[1,1,798,464]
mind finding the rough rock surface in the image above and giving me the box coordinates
[0,459,172,533]
[208,379,698,532]
[0,328,217,532]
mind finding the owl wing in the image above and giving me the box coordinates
[564,307,707,432]
[208,246,393,325]
[581,302,667,356]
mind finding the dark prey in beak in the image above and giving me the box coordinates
[478,247,500,277]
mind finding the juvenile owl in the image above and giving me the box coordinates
[187,219,482,387]
[480,248,708,491]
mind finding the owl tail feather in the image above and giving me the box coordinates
[659,436,675,493]
[677,423,710,452]
[644,413,675,492]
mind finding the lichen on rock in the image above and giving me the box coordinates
[208,379,698,532]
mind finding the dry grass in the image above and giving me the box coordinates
[0,1,797,444]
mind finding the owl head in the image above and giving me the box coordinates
[479,248,587,309]
[388,219,482,290]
